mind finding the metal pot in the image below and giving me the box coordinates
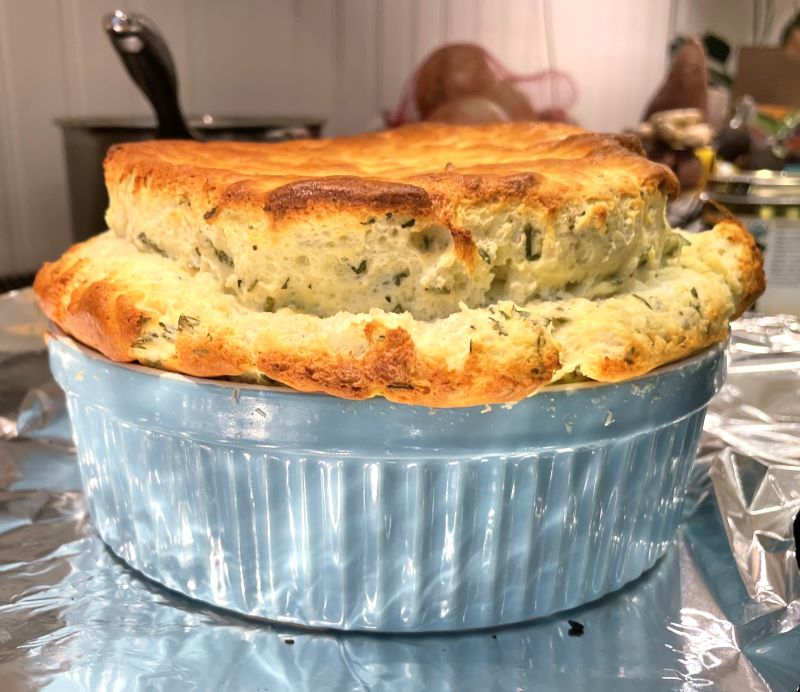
[56,10,324,242]
[56,115,323,242]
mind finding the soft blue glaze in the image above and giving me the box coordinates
[48,334,726,632]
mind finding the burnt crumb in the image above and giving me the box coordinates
[281,278,290,289]
[387,383,414,390]
[203,206,218,220]
[690,286,699,300]
[263,297,276,312]
[401,218,416,228]
[632,294,653,310]
[478,247,492,263]
[252,245,258,251]
[360,217,376,225]
[567,620,584,637]
[283,638,295,646]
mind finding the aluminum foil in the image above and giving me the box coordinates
[2,289,800,690]
[704,314,800,628]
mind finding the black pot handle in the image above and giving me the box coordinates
[103,10,196,140]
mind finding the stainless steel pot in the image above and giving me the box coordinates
[57,11,324,242]
[56,115,323,242]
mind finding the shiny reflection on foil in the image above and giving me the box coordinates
[2,292,800,689]
[702,316,800,626]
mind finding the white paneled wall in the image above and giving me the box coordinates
[0,0,795,275]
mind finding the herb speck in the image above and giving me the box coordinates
[524,224,540,261]
[393,269,410,286]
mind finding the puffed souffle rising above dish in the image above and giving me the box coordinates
[36,122,762,407]
[36,122,763,631]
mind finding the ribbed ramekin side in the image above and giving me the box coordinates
[65,394,712,632]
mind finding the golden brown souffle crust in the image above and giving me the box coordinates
[35,122,764,407]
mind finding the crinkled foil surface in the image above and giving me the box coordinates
[1,289,799,691]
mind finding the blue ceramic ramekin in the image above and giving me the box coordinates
[48,332,725,632]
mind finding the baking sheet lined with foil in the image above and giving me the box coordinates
[1,290,799,691]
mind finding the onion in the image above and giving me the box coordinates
[414,44,498,118]
[478,80,536,121]
[427,96,510,125]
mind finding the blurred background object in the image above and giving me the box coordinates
[4,0,800,286]
[386,43,576,126]
[703,170,800,315]
[635,38,716,194]
[644,38,709,122]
